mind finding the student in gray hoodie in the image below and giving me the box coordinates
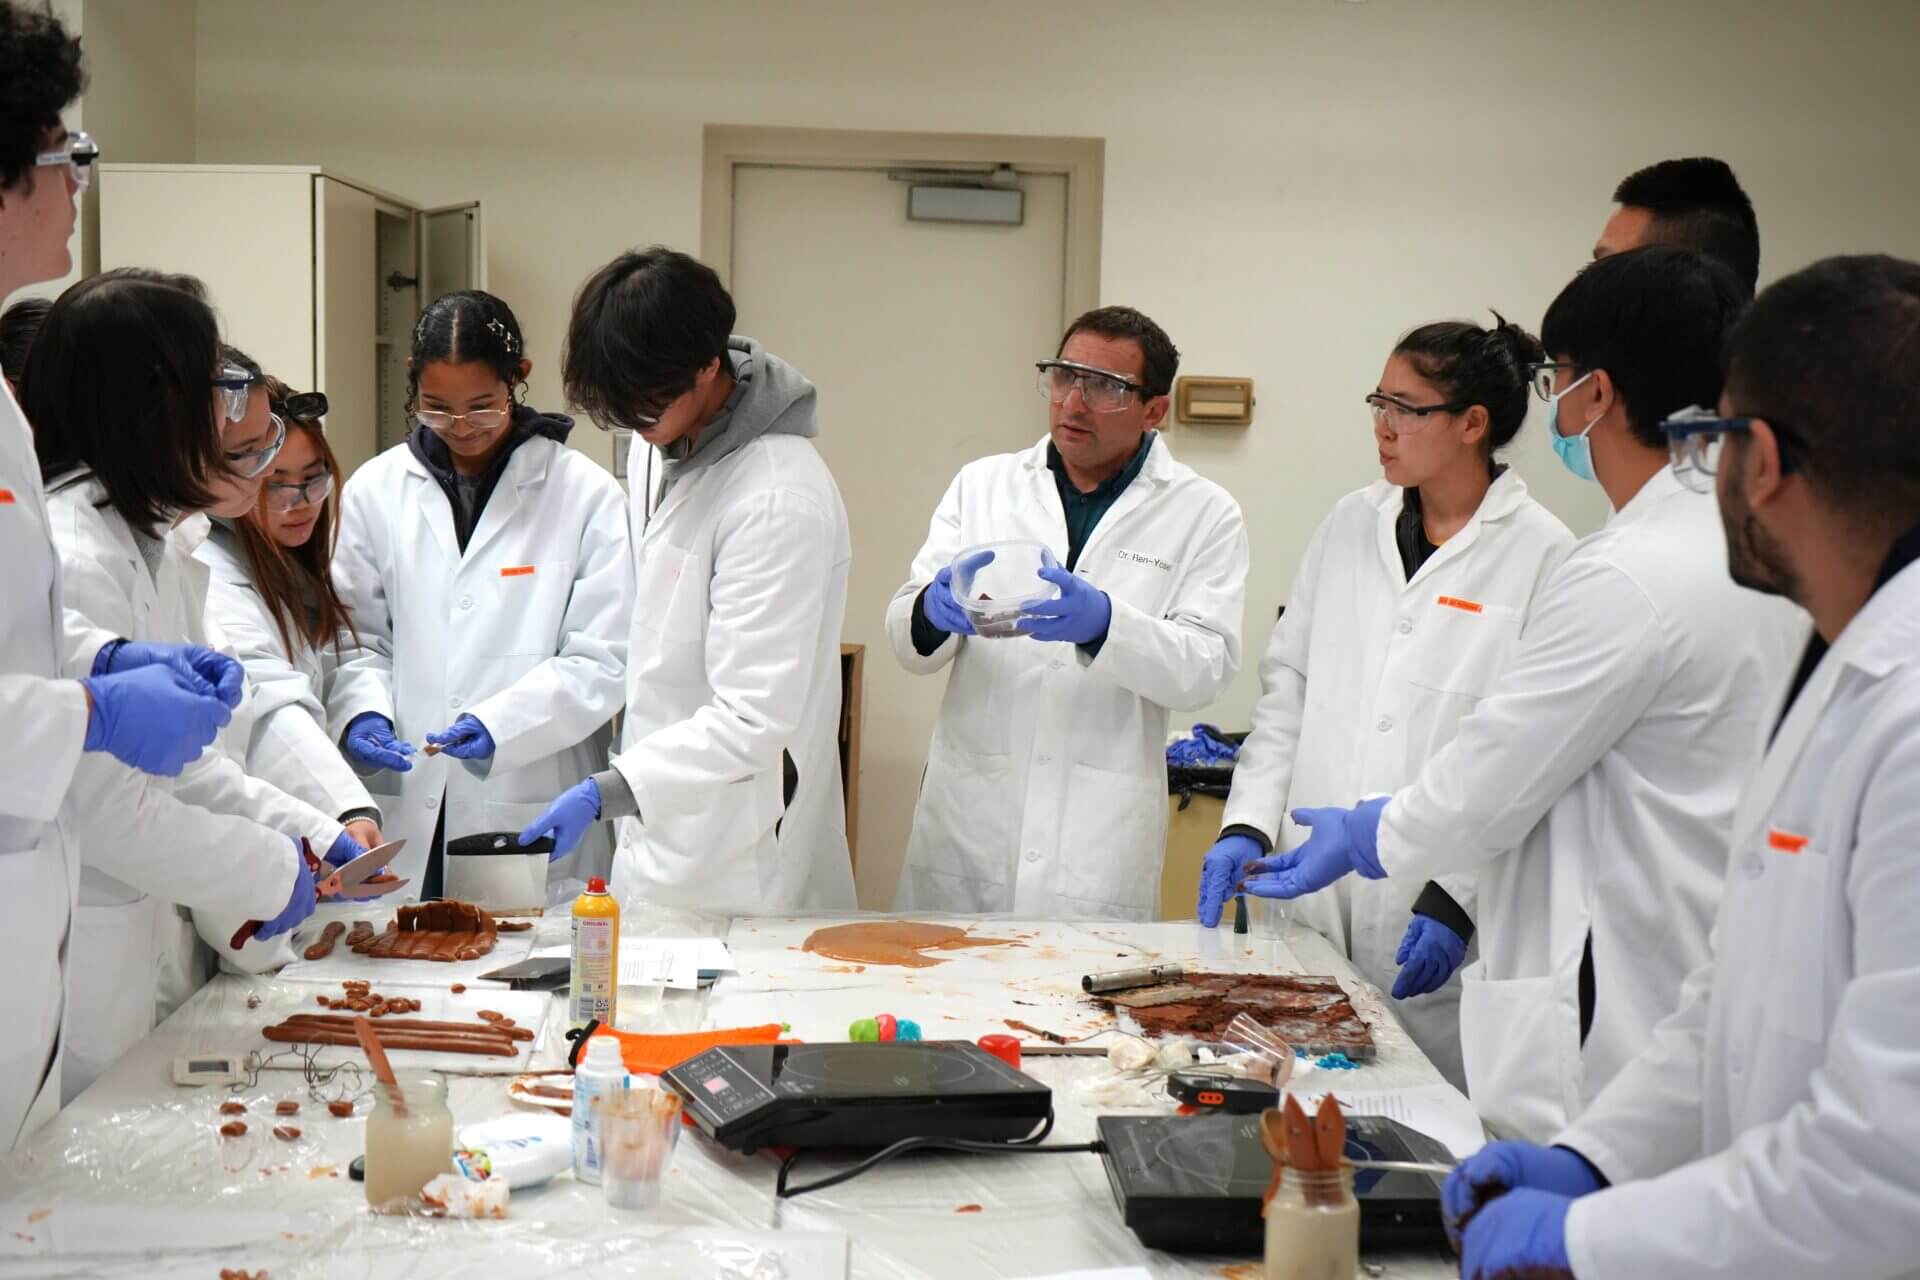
[521,248,857,915]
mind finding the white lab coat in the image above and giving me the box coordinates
[197,528,377,827]
[888,434,1248,919]
[46,473,335,1095]
[1223,472,1574,1088]
[331,436,631,888]
[0,382,87,1148]
[1374,468,1806,1141]
[610,434,857,915]
[1557,557,1920,1280]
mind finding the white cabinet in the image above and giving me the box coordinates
[98,164,483,477]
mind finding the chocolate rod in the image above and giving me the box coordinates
[277,1014,533,1042]
[265,1025,517,1056]
[303,922,346,962]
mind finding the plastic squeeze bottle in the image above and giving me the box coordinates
[570,876,619,1029]
[571,1035,627,1184]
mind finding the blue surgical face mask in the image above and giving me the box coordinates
[1545,372,1599,482]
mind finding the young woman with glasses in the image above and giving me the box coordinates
[197,374,384,857]
[1197,312,1575,1091]
[329,289,632,898]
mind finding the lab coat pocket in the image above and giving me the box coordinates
[489,560,575,657]
[632,544,705,645]
[1458,964,1581,1142]
[1407,601,1522,698]
[1055,763,1164,917]
[1760,845,1831,1043]
[916,740,1015,898]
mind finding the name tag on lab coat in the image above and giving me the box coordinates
[1116,548,1173,571]
[1767,827,1811,854]
[1436,595,1484,614]
[499,565,536,578]
[0,489,16,505]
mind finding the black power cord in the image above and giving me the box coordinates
[774,1110,1105,1199]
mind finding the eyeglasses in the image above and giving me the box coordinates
[263,469,335,512]
[271,390,329,422]
[1036,360,1145,414]
[213,363,260,424]
[600,389,689,433]
[1661,404,1799,493]
[1365,392,1470,432]
[224,411,287,479]
[34,131,99,192]
[416,406,510,433]
[1526,361,1585,402]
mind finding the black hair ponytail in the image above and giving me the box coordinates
[1394,310,1545,454]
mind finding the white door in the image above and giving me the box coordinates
[730,164,1072,906]
[419,202,486,299]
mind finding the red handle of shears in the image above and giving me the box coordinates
[229,837,321,950]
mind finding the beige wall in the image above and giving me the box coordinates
[183,0,1920,898]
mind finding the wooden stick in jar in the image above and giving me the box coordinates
[353,1015,408,1118]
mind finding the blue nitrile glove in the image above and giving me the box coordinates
[424,713,495,761]
[343,712,415,773]
[1197,834,1265,928]
[80,664,232,777]
[520,778,601,859]
[323,830,367,868]
[922,560,982,637]
[1242,796,1390,900]
[255,839,317,941]
[95,639,245,709]
[1458,1188,1574,1280]
[1393,914,1469,998]
[1018,566,1112,645]
[1443,1142,1605,1249]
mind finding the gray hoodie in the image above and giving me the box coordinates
[655,336,819,504]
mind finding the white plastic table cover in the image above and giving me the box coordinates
[0,909,1463,1279]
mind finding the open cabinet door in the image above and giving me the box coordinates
[418,201,486,300]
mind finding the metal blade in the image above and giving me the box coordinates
[331,839,407,892]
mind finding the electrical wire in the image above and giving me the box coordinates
[774,1110,1106,1199]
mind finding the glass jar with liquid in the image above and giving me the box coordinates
[364,1073,453,1212]
[1264,1165,1359,1280]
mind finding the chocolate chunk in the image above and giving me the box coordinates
[220,1120,248,1137]
[328,1100,354,1118]
[450,983,466,994]
[272,1125,300,1142]
[219,1101,247,1116]
[275,1101,300,1116]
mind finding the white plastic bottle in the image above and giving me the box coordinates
[571,1037,627,1185]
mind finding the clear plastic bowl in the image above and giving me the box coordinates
[951,540,1062,638]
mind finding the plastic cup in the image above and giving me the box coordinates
[951,541,1062,638]
[597,1086,682,1211]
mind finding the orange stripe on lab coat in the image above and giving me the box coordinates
[500,565,535,577]
[1436,595,1483,614]
[1767,828,1810,854]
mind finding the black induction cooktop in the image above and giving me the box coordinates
[664,1042,1053,1153]
[1098,1112,1451,1253]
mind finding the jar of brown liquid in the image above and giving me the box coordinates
[1264,1164,1359,1280]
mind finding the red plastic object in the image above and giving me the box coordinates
[876,1013,898,1043]
[977,1034,1021,1071]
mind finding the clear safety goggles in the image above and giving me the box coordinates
[1036,360,1145,414]
[1662,404,1799,493]
[416,406,511,433]
[1365,392,1470,432]
[263,469,334,512]
[34,130,99,192]
[224,411,287,480]
[213,363,260,424]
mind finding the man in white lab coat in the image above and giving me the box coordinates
[1444,255,1920,1279]
[1243,248,1805,1140]
[0,1,304,1149]
[522,247,856,915]
[888,306,1248,919]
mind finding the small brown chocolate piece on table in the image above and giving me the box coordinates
[219,1120,248,1138]
[450,983,466,994]
[303,920,346,961]
[219,1100,247,1116]
[275,1100,300,1116]
[272,1125,301,1142]
[327,1100,355,1118]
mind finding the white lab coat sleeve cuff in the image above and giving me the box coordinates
[1374,798,1443,882]
[1563,1195,1607,1280]
[0,677,89,822]
[885,580,959,673]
